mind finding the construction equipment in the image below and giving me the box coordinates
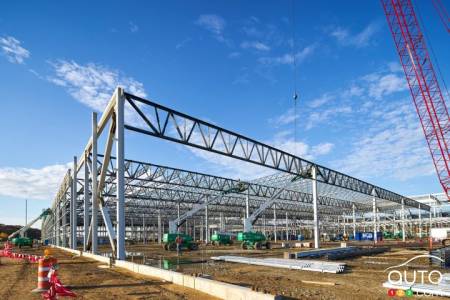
[211,233,233,246]
[162,233,198,251]
[168,181,248,234]
[237,231,270,250]
[382,0,450,200]
[8,208,52,248]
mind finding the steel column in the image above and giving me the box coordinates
[157,210,162,244]
[83,153,89,251]
[91,112,98,254]
[312,166,320,248]
[71,156,77,249]
[273,204,277,242]
[205,204,209,243]
[116,87,126,260]
[352,204,356,238]
[402,198,406,242]
[373,195,377,244]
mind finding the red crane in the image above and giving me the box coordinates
[381,0,450,200]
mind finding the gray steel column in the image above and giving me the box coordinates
[177,202,180,232]
[402,198,406,242]
[91,112,98,254]
[157,210,162,244]
[193,219,196,241]
[71,156,77,249]
[285,212,288,241]
[245,190,249,219]
[83,153,89,251]
[205,205,209,243]
[263,214,266,236]
[273,204,277,242]
[56,204,60,246]
[429,210,432,234]
[419,204,422,238]
[143,215,146,244]
[116,87,126,260]
[373,195,377,244]
[312,166,320,248]
[352,204,356,238]
[62,187,67,248]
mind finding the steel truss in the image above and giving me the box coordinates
[42,88,430,260]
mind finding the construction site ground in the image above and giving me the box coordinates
[119,239,447,299]
[0,245,216,300]
[0,240,447,299]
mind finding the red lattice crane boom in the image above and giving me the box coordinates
[381,0,450,200]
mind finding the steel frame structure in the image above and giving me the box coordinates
[42,88,430,260]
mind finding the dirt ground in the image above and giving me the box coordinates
[1,240,448,300]
[0,245,216,300]
[119,239,448,300]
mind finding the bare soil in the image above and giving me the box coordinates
[0,245,216,300]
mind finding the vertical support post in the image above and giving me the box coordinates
[177,202,181,233]
[372,194,377,244]
[343,213,347,235]
[143,215,146,244]
[91,112,98,254]
[205,205,209,243]
[116,87,126,260]
[429,209,432,234]
[285,212,288,241]
[157,210,162,244]
[56,204,60,246]
[312,166,320,249]
[193,219,196,241]
[273,204,277,242]
[401,198,406,242]
[71,156,77,249]
[245,190,249,219]
[83,153,89,251]
[418,204,422,238]
[263,214,266,236]
[352,204,356,238]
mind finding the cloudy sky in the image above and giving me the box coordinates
[1,0,449,227]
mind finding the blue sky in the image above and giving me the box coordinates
[1,0,449,227]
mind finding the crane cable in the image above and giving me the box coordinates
[291,0,299,154]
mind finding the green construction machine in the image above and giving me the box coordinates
[211,233,233,246]
[8,208,52,248]
[163,233,198,251]
[238,231,270,250]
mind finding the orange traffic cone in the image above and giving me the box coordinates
[32,256,57,293]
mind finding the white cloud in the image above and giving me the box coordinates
[241,41,270,51]
[332,101,434,181]
[228,52,241,59]
[329,21,381,48]
[190,137,333,179]
[196,14,227,42]
[0,163,70,201]
[0,36,30,64]
[48,60,147,111]
[308,93,334,108]
[312,143,334,156]
[306,106,352,130]
[364,73,408,99]
[176,38,192,50]
[270,107,299,126]
[129,21,139,33]
[259,44,316,65]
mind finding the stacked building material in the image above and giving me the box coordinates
[430,248,450,268]
[293,246,389,260]
[211,255,346,273]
